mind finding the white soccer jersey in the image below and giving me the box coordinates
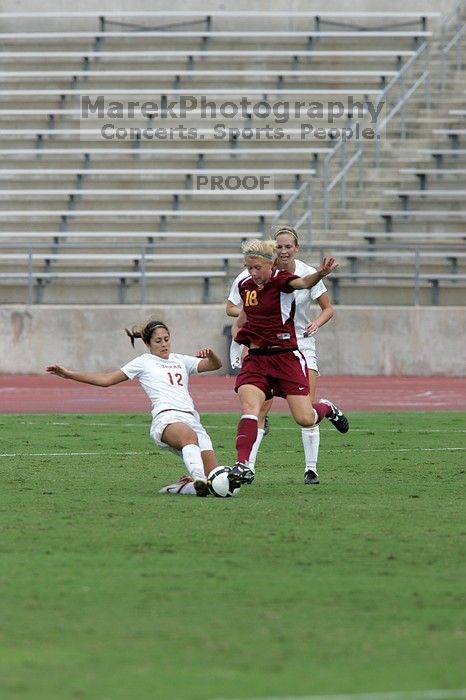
[120,352,201,418]
[228,260,327,353]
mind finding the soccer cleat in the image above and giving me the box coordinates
[159,482,186,494]
[193,479,209,497]
[159,475,194,495]
[319,398,349,433]
[304,469,320,485]
[263,416,270,436]
[228,461,255,485]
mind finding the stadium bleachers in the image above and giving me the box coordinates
[0,8,465,305]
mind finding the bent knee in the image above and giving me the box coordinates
[295,413,316,428]
[182,435,199,446]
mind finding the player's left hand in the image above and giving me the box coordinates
[197,348,213,358]
[303,321,319,337]
[319,257,338,277]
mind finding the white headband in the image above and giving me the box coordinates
[244,251,274,260]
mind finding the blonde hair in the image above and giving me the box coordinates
[242,238,277,260]
[125,319,169,347]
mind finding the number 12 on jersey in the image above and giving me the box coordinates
[167,372,183,386]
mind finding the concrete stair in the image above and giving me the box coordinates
[0,11,464,304]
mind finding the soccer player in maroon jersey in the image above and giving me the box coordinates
[228,238,349,487]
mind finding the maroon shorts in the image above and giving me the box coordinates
[234,348,309,400]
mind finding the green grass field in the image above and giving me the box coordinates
[0,411,465,700]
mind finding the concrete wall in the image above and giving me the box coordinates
[0,0,455,14]
[0,0,454,15]
[0,0,454,29]
[1,305,464,376]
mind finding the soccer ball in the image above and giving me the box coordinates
[207,466,240,498]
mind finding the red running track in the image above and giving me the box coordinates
[0,374,465,413]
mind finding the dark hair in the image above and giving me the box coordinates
[125,320,170,347]
[273,225,299,245]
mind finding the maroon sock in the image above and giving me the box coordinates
[312,401,332,423]
[235,416,258,464]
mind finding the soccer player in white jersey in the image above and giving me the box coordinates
[46,320,222,497]
[226,226,334,485]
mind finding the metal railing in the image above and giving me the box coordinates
[374,73,431,165]
[270,181,312,247]
[282,1,462,233]
[320,40,431,227]
[313,15,432,33]
[373,40,431,165]
[1,241,464,306]
[440,21,466,91]
[322,131,364,229]
[0,242,239,304]
[439,0,465,48]
[318,0,465,228]
[98,15,211,34]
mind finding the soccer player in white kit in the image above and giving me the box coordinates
[46,320,222,497]
[226,226,334,484]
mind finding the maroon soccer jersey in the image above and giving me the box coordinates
[235,268,300,348]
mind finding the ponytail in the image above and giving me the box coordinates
[125,320,169,347]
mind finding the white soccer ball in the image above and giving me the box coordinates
[207,466,240,498]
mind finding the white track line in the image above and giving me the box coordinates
[281,447,465,453]
[209,689,466,700]
[0,450,150,458]
[0,446,464,458]
[0,420,465,434]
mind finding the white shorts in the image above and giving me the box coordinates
[230,339,243,370]
[150,409,214,453]
[298,346,319,375]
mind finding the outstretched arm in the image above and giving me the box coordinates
[196,349,222,373]
[290,257,338,290]
[46,364,128,387]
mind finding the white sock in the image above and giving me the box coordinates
[301,425,320,473]
[181,444,206,482]
[247,428,265,471]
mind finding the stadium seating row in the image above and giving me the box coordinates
[0,8,464,305]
